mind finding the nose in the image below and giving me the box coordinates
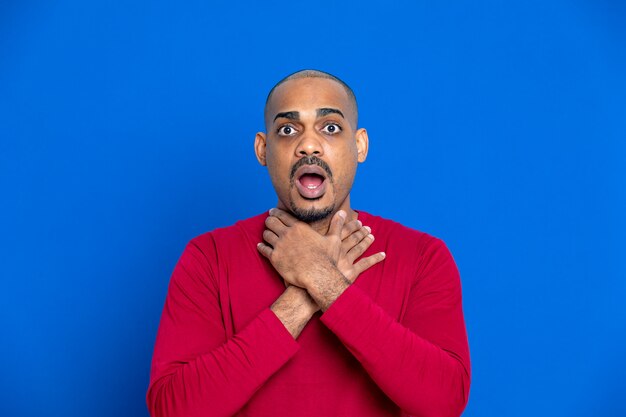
[295,131,324,158]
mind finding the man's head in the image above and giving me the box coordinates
[264,70,359,128]
[255,70,369,225]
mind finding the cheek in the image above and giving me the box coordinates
[330,147,358,181]
[267,143,293,169]
[266,153,293,191]
[335,163,357,187]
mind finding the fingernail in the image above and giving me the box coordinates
[338,210,346,219]
[368,234,375,241]
[364,226,371,233]
[357,220,362,227]
[380,252,386,257]
[268,208,274,215]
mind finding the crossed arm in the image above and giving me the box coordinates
[147,210,470,417]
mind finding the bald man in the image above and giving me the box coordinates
[147,70,471,417]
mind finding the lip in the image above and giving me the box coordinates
[294,165,328,199]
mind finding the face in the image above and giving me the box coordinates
[255,77,368,223]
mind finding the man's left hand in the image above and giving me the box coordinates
[257,208,346,290]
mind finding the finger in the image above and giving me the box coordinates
[265,215,287,235]
[327,210,347,237]
[256,242,273,259]
[346,232,375,262]
[342,225,370,251]
[262,229,279,246]
[340,219,362,240]
[352,252,386,277]
[269,208,298,227]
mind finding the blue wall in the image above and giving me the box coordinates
[1,1,624,416]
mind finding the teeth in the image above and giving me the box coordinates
[307,185,317,189]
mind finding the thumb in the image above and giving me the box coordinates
[328,210,347,237]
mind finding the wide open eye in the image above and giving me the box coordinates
[277,125,298,136]
[321,123,342,135]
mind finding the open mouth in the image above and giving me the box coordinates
[294,166,328,199]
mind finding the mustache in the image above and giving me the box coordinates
[289,156,333,182]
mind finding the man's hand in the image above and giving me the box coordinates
[257,208,345,289]
[337,218,386,283]
[258,208,386,311]
[274,213,383,288]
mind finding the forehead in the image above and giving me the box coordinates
[265,77,355,124]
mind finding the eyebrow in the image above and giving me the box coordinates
[273,108,346,123]
[317,108,344,119]
[274,111,300,122]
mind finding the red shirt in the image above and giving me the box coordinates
[147,211,470,417]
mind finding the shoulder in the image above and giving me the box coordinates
[359,210,444,250]
[186,212,267,257]
[358,210,455,275]
[171,213,267,285]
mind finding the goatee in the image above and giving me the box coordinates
[288,202,335,223]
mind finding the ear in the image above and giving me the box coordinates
[254,132,267,166]
[355,128,369,163]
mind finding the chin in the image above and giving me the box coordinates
[289,200,335,223]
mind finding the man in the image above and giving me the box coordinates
[147,70,471,417]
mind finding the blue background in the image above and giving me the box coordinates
[1,1,624,416]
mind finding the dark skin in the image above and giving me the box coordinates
[254,77,386,337]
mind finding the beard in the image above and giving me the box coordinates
[289,200,335,223]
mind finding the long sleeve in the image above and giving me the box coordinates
[146,238,300,417]
[320,238,470,417]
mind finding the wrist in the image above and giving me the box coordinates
[299,256,338,291]
[306,266,351,312]
[285,285,319,316]
[271,286,319,339]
